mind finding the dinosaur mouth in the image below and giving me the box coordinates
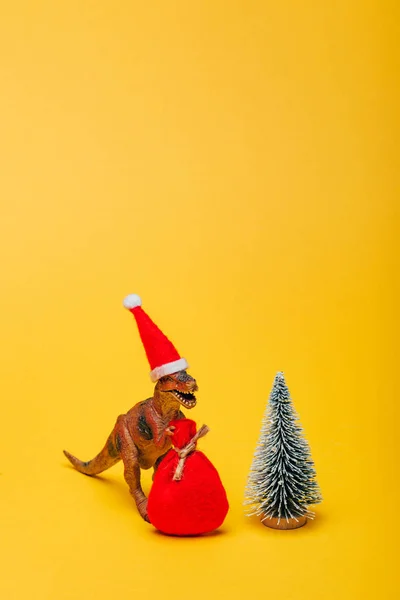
[171,390,197,408]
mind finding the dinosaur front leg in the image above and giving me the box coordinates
[116,417,149,522]
[151,412,186,480]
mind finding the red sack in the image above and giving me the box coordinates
[147,419,229,536]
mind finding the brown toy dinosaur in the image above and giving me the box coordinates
[64,370,197,521]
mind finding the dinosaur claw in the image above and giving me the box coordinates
[136,497,150,522]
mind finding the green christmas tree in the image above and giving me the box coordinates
[245,372,322,527]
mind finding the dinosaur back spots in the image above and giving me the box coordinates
[138,415,154,441]
[107,436,120,459]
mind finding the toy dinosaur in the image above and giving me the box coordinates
[64,293,197,522]
[64,370,197,521]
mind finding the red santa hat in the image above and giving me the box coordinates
[123,294,188,382]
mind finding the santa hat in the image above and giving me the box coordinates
[123,294,188,382]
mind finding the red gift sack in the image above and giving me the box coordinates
[147,419,229,536]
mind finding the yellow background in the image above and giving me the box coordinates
[0,2,398,599]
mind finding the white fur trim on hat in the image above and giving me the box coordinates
[123,294,142,309]
[150,358,189,382]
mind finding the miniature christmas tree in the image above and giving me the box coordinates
[245,372,322,529]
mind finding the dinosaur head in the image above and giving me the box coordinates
[155,371,198,409]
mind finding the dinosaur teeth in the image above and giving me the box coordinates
[170,389,196,408]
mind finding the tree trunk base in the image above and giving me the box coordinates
[261,514,307,530]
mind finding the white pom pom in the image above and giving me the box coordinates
[123,294,142,309]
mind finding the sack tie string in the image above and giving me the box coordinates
[172,424,209,481]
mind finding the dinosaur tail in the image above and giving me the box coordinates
[63,431,121,476]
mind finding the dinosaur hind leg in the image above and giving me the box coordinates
[115,416,149,522]
[152,452,168,480]
[64,425,121,476]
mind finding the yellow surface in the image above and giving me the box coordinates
[0,2,398,599]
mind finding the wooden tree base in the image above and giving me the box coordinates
[261,515,307,530]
